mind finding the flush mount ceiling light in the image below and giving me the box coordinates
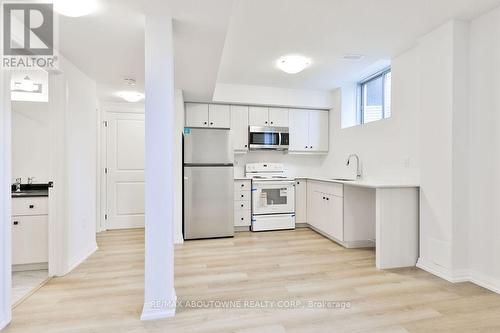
[276,55,312,74]
[14,76,38,92]
[116,91,144,103]
[53,0,100,17]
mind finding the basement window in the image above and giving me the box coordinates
[358,68,391,124]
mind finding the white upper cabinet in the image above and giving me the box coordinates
[268,108,289,127]
[208,104,231,128]
[308,110,329,152]
[289,109,309,151]
[185,103,230,129]
[230,105,249,152]
[185,103,209,128]
[249,106,289,127]
[289,109,329,153]
[248,106,269,126]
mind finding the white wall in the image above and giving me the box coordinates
[323,48,421,183]
[50,56,98,275]
[213,83,335,109]
[0,70,12,330]
[467,6,500,291]
[11,101,50,183]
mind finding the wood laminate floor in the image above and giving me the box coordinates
[4,228,500,333]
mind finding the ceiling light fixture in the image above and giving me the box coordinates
[15,76,38,92]
[116,91,145,103]
[53,0,100,17]
[276,55,312,74]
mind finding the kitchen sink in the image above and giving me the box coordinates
[331,178,355,182]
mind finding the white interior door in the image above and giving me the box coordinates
[106,112,145,229]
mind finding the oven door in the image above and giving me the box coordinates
[249,126,288,150]
[252,181,295,215]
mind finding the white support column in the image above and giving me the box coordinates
[0,69,12,330]
[141,5,176,321]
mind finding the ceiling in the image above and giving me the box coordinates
[216,0,500,90]
[56,0,500,103]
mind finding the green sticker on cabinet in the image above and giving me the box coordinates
[184,128,191,134]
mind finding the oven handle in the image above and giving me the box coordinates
[252,180,296,186]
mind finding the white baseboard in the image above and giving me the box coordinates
[469,270,500,294]
[141,292,177,321]
[416,258,468,282]
[174,233,184,245]
[417,258,500,294]
[0,318,10,331]
[62,243,98,276]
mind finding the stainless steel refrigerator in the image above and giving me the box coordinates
[183,128,234,239]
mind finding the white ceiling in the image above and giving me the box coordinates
[216,0,500,91]
[57,0,500,103]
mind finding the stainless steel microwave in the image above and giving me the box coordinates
[248,126,289,151]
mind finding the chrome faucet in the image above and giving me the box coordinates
[14,178,22,192]
[28,177,34,184]
[346,154,362,179]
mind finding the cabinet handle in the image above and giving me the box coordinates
[241,194,244,198]
[297,181,300,185]
[210,122,214,125]
[265,121,268,124]
[241,184,244,187]
[322,197,326,200]
[29,204,34,209]
[203,122,207,125]
[326,197,329,201]
[270,121,274,125]
[241,217,244,221]
[310,146,313,149]
[244,144,248,148]
[305,146,308,149]
[13,221,19,225]
[241,204,244,208]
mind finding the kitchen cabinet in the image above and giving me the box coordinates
[306,181,344,242]
[234,179,251,228]
[12,196,48,266]
[289,109,329,153]
[230,105,249,152]
[249,107,289,127]
[208,104,231,128]
[295,179,307,224]
[185,103,230,129]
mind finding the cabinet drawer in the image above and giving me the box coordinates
[12,197,48,216]
[12,215,48,265]
[234,210,251,227]
[235,191,250,201]
[234,200,250,210]
[234,180,251,191]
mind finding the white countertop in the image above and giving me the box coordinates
[295,177,419,189]
[234,176,418,188]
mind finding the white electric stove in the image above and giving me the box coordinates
[245,163,295,231]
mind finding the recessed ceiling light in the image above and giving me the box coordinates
[53,0,100,17]
[276,55,312,74]
[116,91,144,103]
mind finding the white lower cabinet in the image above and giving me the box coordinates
[12,196,49,266]
[306,180,375,248]
[307,182,343,242]
[234,180,251,228]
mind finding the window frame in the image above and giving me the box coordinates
[358,67,392,125]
